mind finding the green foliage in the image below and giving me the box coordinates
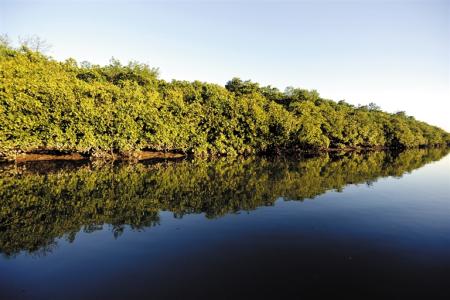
[0,43,448,158]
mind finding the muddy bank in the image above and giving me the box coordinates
[1,151,185,163]
[1,145,447,163]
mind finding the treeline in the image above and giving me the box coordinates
[0,148,448,256]
[1,42,449,158]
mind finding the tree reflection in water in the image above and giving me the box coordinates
[0,148,448,257]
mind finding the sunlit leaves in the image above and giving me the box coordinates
[0,43,448,159]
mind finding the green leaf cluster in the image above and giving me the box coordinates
[1,44,449,158]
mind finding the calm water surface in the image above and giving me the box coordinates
[0,149,449,299]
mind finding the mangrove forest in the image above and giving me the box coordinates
[1,42,449,160]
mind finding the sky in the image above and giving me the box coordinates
[1,0,449,131]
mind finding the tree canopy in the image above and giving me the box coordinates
[1,42,449,159]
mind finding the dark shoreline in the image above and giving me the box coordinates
[0,150,186,163]
[1,145,448,163]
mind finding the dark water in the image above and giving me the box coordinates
[0,149,449,299]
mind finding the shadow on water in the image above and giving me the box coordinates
[0,148,448,257]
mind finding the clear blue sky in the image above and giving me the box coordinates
[1,0,449,131]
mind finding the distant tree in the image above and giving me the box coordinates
[225,77,260,96]
[0,34,11,47]
[368,102,381,111]
[18,35,51,53]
